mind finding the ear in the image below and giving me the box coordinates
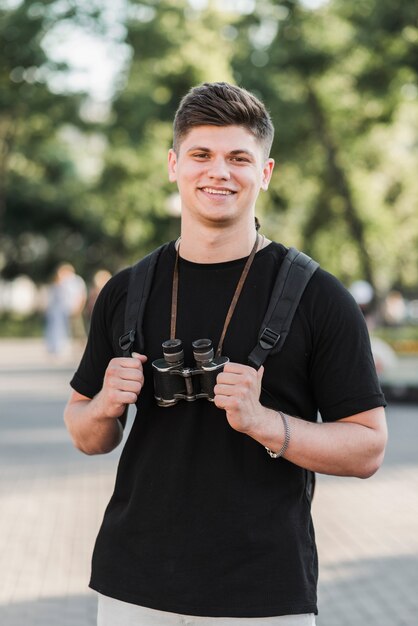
[261,158,275,191]
[168,148,178,183]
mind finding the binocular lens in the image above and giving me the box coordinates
[162,339,184,364]
[192,338,214,364]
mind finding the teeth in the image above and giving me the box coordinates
[202,187,233,195]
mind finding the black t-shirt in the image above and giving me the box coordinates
[71,241,385,618]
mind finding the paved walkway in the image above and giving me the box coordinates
[0,339,417,625]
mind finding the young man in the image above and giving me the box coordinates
[64,82,387,626]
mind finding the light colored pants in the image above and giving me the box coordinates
[97,594,316,626]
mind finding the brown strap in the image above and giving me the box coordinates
[215,235,260,357]
[170,245,180,340]
[171,234,260,357]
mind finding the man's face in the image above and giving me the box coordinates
[168,125,274,228]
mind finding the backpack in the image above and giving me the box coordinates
[119,243,319,368]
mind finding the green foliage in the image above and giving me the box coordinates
[0,0,95,281]
[231,0,418,294]
[0,311,43,337]
[91,0,236,262]
[0,0,417,300]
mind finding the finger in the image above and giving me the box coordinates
[216,371,242,386]
[118,367,144,382]
[111,357,143,369]
[214,393,229,409]
[214,394,239,411]
[214,383,235,397]
[106,385,139,405]
[106,366,143,387]
[223,362,251,375]
[115,376,144,393]
[106,364,144,390]
[218,366,259,387]
[223,362,260,384]
[117,391,139,405]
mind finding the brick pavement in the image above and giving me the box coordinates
[0,339,417,625]
[314,442,418,625]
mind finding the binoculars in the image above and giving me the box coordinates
[152,338,229,407]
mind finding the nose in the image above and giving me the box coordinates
[207,156,230,180]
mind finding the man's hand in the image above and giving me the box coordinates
[214,362,265,434]
[95,352,147,419]
[64,352,148,455]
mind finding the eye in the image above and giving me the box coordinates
[192,152,210,159]
[230,155,250,163]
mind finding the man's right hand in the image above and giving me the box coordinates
[97,352,148,419]
[64,352,148,455]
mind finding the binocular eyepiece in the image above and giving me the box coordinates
[152,339,229,407]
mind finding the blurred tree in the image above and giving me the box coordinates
[1,0,417,299]
[334,0,418,293]
[232,0,418,294]
[89,0,237,264]
[0,0,116,281]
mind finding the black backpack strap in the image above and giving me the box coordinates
[248,247,319,370]
[118,243,168,356]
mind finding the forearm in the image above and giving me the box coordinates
[64,393,124,455]
[64,354,146,455]
[246,406,387,478]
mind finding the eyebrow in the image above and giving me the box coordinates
[186,146,256,159]
[229,149,256,159]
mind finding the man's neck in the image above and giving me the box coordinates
[177,225,261,263]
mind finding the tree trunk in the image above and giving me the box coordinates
[306,84,375,288]
[0,116,16,234]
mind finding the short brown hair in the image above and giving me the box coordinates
[173,82,274,158]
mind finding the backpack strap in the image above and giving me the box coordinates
[118,243,168,357]
[248,247,319,370]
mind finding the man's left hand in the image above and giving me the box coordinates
[214,362,265,433]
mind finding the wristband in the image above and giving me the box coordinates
[265,411,290,459]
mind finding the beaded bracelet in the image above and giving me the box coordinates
[265,411,290,459]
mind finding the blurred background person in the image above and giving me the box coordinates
[84,269,112,331]
[44,263,87,357]
[382,290,407,327]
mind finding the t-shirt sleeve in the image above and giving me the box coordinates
[70,269,130,399]
[306,270,386,422]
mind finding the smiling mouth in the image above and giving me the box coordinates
[200,187,235,196]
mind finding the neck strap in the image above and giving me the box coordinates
[171,234,260,357]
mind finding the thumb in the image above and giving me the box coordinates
[132,352,148,363]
